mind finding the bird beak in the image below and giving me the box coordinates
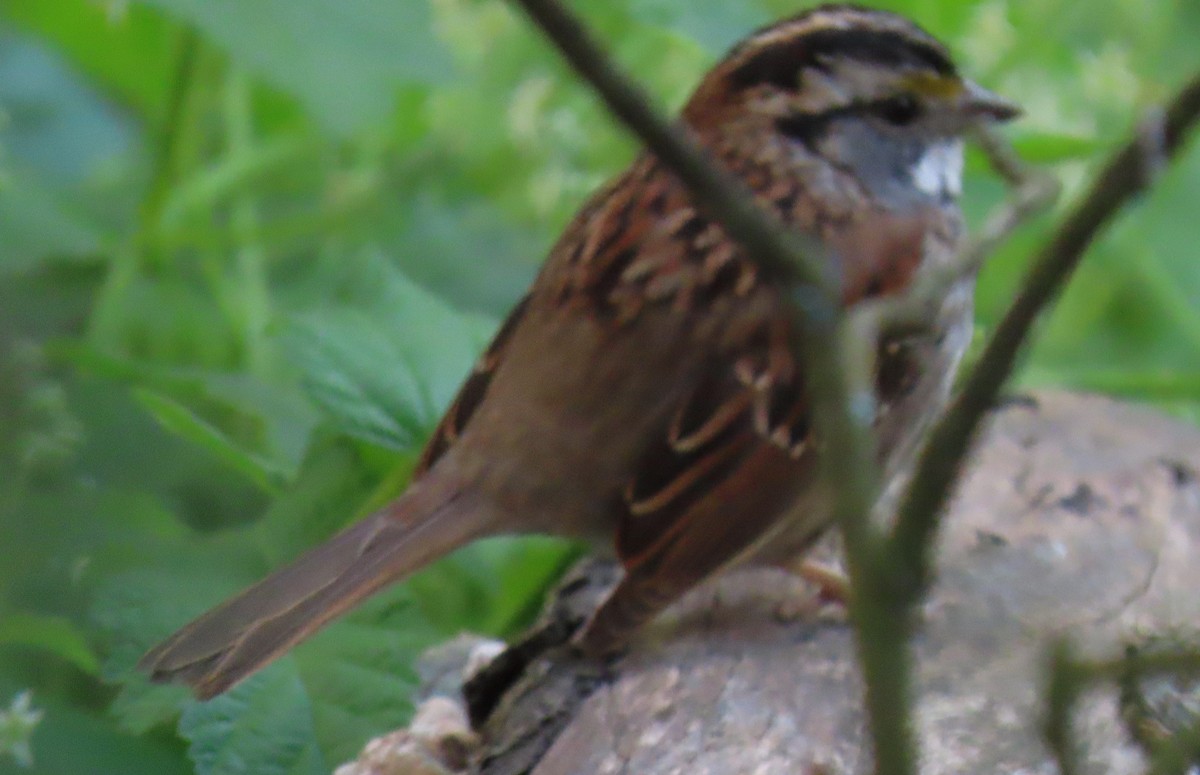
[958,79,1022,122]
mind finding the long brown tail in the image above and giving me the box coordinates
[138,473,494,699]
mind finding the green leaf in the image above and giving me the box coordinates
[0,174,106,272]
[627,0,769,52]
[1011,131,1102,164]
[91,543,264,735]
[388,194,538,316]
[58,344,318,477]
[133,0,452,134]
[3,0,175,117]
[290,593,428,760]
[282,260,495,450]
[177,591,429,775]
[0,695,191,775]
[0,614,99,676]
[134,389,288,495]
[94,432,416,750]
[250,436,377,568]
[484,538,580,634]
[178,665,325,775]
[406,537,578,637]
[0,28,140,270]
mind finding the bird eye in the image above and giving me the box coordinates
[876,94,922,126]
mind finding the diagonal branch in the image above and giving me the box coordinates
[504,0,912,771]
[889,72,1200,595]
[505,0,832,294]
[958,125,1062,275]
[500,4,1200,775]
[499,2,890,559]
[1043,640,1200,775]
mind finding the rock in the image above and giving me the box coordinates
[341,392,1200,774]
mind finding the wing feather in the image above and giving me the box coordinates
[415,295,531,474]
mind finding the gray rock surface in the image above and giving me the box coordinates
[342,392,1200,774]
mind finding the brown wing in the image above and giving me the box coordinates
[415,295,531,475]
[414,165,644,473]
[579,307,820,655]
[565,173,936,653]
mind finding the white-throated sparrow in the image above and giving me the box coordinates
[141,3,1019,698]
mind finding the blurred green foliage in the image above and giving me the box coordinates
[0,0,1197,772]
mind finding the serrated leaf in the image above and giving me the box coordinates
[91,544,263,734]
[133,0,452,134]
[94,431,420,748]
[0,614,100,675]
[179,665,326,775]
[289,592,427,763]
[282,261,495,450]
[176,592,430,775]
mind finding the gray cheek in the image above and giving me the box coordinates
[818,120,947,210]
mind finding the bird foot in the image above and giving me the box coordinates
[772,559,850,623]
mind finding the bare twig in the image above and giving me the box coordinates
[1075,648,1200,685]
[1045,641,1085,775]
[845,126,1060,419]
[1146,725,1200,775]
[505,0,831,294]
[1043,641,1200,775]
[889,73,1200,597]
[1136,106,1171,189]
[958,125,1062,273]
[846,126,1060,358]
[500,4,1200,775]
[504,1,913,771]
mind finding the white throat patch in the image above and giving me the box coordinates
[910,139,964,199]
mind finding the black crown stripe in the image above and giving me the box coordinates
[729,27,956,91]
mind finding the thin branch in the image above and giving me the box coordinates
[888,72,1200,596]
[844,126,1059,359]
[502,0,887,550]
[504,1,913,771]
[958,125,1062,273]
[501,6,1200,775]
[1075,648,1200,684]
[1045,641,1084,775]
[505,0,832,295]
[1146,724,1200,775]
[1043,641,1200,775]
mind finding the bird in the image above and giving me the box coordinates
[140,3,1020,699]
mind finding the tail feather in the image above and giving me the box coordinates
[139,477,492,699]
